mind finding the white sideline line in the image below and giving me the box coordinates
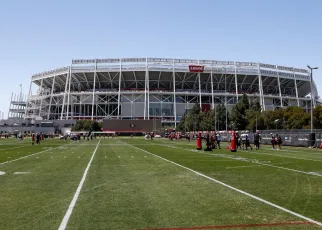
[122,141,322,227]
[0,145,68,166]
[58,139,101,230]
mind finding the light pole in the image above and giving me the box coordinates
[307,65,318,133]
[19,84,23,137]
[19,84,22,102]
[255,112,258,131]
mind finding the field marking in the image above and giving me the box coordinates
[0,144,68,166]
[58,139,101,230]
[123,142,322,227]
[140,221,313,230]
[161,144,322,178]
[156,140,322,159]
[208,153,322,178]
[0,146,26,151]
[226,165,262,169]
[68,143,153,146]
[13,172,31,175]
[245,150,322,163]
[0,171,5,175]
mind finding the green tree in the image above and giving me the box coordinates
[246,109,265,131]
[313,105,322,129]
[246,99,263,131]
[215,104,228,130]
[208,108,216,130]
[262,108,285,130]
[176,113,187,131]
[283,106,309,129]
[230,94,250,130]
[188,103,201,131]
[199,111,212,131]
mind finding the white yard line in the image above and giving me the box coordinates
[122,141,322,227]
[242,158,322,177]
[58,139,101,230]
[226,165,263,169]
[0,145,27,151]
[250,150,322,162]
[0,144,68,166]
[162,144,322,178]
[68,143,152,146]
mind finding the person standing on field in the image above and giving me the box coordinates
[276,134,282,150]
[216,132,221,149]
[253,130,261,150]
[271,133,276,149]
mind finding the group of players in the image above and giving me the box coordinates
[235,131,261,150]
[169,132,223,149]
[270,133,283,150]
[168,130,275,151]
[31,133,44,145]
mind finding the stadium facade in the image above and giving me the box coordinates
[9,58,318,127]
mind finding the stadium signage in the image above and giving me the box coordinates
[189,65,204,73]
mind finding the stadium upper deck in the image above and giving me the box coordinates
[22,58,317,126]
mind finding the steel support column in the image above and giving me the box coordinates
[66,67,72,120]
[210,65,214,109]
[91,61,97,120]
[60,70,70,120]
[257,63,265,111]
[198,60,202,109]
[25,81,33,118]
[38,78,44,117]
[117,59,122,119]
[47,75,56,120]
[234,62,239,101]
[293,70,300,107]
[276,66,283,108]
[147,58,150,120]
[173,59,177,127]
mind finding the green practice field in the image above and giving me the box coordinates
[0,137,322,230]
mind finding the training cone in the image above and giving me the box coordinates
[319,143,322,149]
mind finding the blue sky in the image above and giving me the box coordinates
[0,0,321,118]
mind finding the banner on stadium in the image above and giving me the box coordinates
[189,65,204,73]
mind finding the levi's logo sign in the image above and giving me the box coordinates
[189,65,204,72]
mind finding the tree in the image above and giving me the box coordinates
[199,111,212,131]
[188,103,201,131]
[208,108,216,130]
[262,108,284,130]
[176,113,187,131]
[313,105,322,129]
[230,94,250,130]
[246,98,263,131]
[246,109,265,131]
[283,106,309,129]
[72,120,102,132]
[215,104,228,130]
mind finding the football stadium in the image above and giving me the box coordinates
[1,58,322,230]
[17,57,317,128]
